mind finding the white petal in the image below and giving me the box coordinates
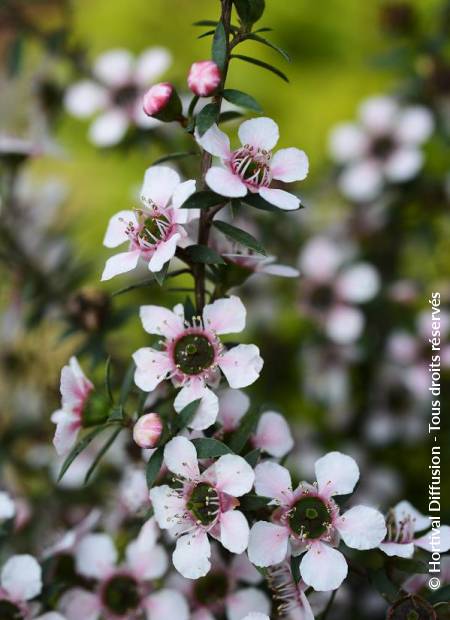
[271,148,309,182]
[254,461,293,504]
[195,124,231,159]
[384,147,423,182]
[205,166,247,197]
[259,263,299,277]
[145,588,189,620]
[358,96,398,133]
[226,587,270,620]
[258,187,300,210]
[174,384,219,431]
[247,521,289,567]
[101,250,140,280]
[64,81,108,118]
[75,533,117,579]
[338,160,383,202]
[378,542,415,558]
[141,166,181,209]
[336,262,380,304]
[315,451,360,497]
[325,305,364,344]
[36,613,68,620]
[139,305,184,338]
[149,233,181,272]
[299,236,344,282]
[132,348,172,392]
[203,295,246,334]
[393,501,430,533]
[253,411,294,458]
[52,409,80,456]
[173,529,211,579]
[135,47,172,85]
[241,615,270,620]
[415,526,450,553]
[164,436,200,479]
[220,510,250,553]
[1,554,42,600]
[300,543,348,591]
[230,553,262,585]
[217,388,249,431]
[0,492,15,521]
[328,122,368,163]
[219,344,263,389]
[126,518,167,579]
[150,485,186,530]
[238,117,279,151]
[172,179,197,212]
[103,210,136,248]
[59,588,100,620]
[336,506,387,550]
[93,49,134,87]
[395,105,434,144]
[88,109,129,147]
[214,454,254,496]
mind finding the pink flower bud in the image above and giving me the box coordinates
[133,413,163,449]
[187,61,221,96]
[143,82,174,117]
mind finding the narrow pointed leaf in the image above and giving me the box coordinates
[229,408,261,453]
[222,88,263,112]
[198,29,216,39]
[212,22,227,71]
[242,193,282,212]
[120,360,136,406]
[152,151,197,165]
[154,261,169,286]
[104,356,114,404]
[191,437,234,457]
[173,398,202,431]
[231,54,289,82]
[57,423,116,482]
[196,103,220,136]
[185,245,225,265]
[244,448,260,466]
[219,111,244,123]
[244,33,291,62]
[181,190,224,210]
[84,426,122,484]
[239,493,271,511]
[213,220,266,255]
[146,446,164,489]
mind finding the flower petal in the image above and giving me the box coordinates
[173,529,211,579]
[336,263,380,304]
[0,492,15,521]
[220,510,250,553]
[338,160,383,202]
[214,454,254,496]
[1,554,42,600]
[172,179,197,213]
[219,344,263,389]
[150,485,186,530]
[195,124,231,159]
[88,109,129,147]
[415,526,450,553]
[336,506,387,550]
[253,411,294,458]
[59,588,100,620]
[103,210,136,248]
[254,461,293,504]
[230,553,262,585]
[226,587,270,620]
[315,451,360,498]
[393,501,430,533]
[145,588,189,620]
[64,81,108,118]
[328,122,368,163]
[133,348,172,392]
[300,543,348,591]
[52,409,80,456]
[101,250,141,281]
[205,166,247,197]
[140,305,184,339]
[395,105,434,145]
[217,388,249,432]
[141,166,181,209]
[378,542,415,558]
[271,148,309,182]
[126,518,168,579]
[384,147,423,182]
[325,305,364,345]
[259,263,299,277]
[203,295,246,334]
[258,187,300,211]
[148,233,181,272]
[164,436,200,479]
[93,49,134,87]
[135,47,172,85]
[238,117,279,151]
[247,521,289,567]
[358,96,398,133]
[75,533,117,579]
[174,383,219,431]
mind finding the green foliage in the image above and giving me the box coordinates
[196,102,221,136]
[184,244,225,265]
[191,437,234,457]
[231,53,289,82]
[234,0,266,27]
[213,219,267,254]
[222,88,263,111]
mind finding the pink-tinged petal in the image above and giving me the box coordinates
[149,233,181,272]
[103,210,136,248]
[395,105,434,145]
[378,542,415,558]
[59,588,100,620]
[172,179,197,213]
[336,263,380,304]
[219,344,263,389]
[52,409,80,456]
[203,295,246,334]
[205,166,247,197]
[226,587,270,620]
[140,305,184,338]
[174,384,219,431]
[191,610,215,620]
[64,80,108,118]
[1,554,42,600]
[299,236,344,282]
[150,485,186,530]
[253,411,294,458]
[145,588,189,620]
[126,518,168,579]
[217,388,249,432]
[336,506,387,550]
[93,49,134,86]
[259,263,299,277]
[230,553,262,585]
[315,451,359,498]
[393,501,430,533]
[220,510,250,553]
[384,147,423,182]
[247,521,289,567]
[338,160,383,202]
[133,348,172,392]
[195,124,231,159]
[35,613,67,620]
[258,187,300,211]
[241,615,270,620]
[325,305,364,345]
[299,591,315,620]
[328,122,368,163]
[358,95,398,133]
[271,148,309,182]
[415,526,450,553]
[254,461,293,504]
[141,166,181,209]
[214,454,254,496]
[163,436,200,479]
[238,117,279,151]
[75,533,117,579]
[173,529,211,579]
[101,250,141,281]
[135,47,172,85]
[60,357,92,409]
[300,543,348,591]
[88,109,129,147]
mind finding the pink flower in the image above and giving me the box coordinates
[60,519,188,620]
[195,117,308,210]
[0,554,42,619]
[248,452,387,591]
[132,296,263,430]
[133,413,163,448]
[150,437,255,579]
[51,357,94,456]
[188,61,221,96]
[378,501,450,558]
[101,166,197,280]
[265,562,314,620]
[143,83,174,115]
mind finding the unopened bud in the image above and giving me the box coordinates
[187,60,221,96]
[142,83,182,122]
[133,413,163,449]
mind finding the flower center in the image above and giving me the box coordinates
[187,482,220,525]
[102,575,141,615]
[193,571,229,606]
[231,145,272,188]
[113,83,138,109]
[310,285,334,311]
[371,135,395,160]
[289,496,332,539]
[174,334,215,375]
[0,601,24,620]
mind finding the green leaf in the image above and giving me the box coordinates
[291,555,301,583]
[154,262,169,286]
[212,22,227,71]
[173,399,202,431]
[231,54,289,82]
[244,33,291,62]
[239,493,271,511]
[242,193,282,212]
[146,446,164,489]
[104,356,114,404]
[244,448,260,466]
[234,0,266,25]
[191,437,234,458]
[120,361,136,406]
[57,424,114,482]
[193,20,220,27]
[198,29,216,39]
[213,220,266,255]
[219,111,244,124]
[184,296,196,323]
[185,245,225,265]
[182,190,224,210]
[392,557,428,574]
[196,103,220,136]
[152,151,197,165]
[222,88,263,112]
[229,407,261,453]
[84,426,122,484]
[369,568,399,603]
[112,278,154,297]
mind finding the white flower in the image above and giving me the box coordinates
[0,491,16,522]
[132,296,263,430]
[329,95,434,202]
[248,452,387,591]
[64,47,172,147]
[196,117,308,210]
[101,166,197,280]
[0,555,42,618]
[150,436,255,579]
